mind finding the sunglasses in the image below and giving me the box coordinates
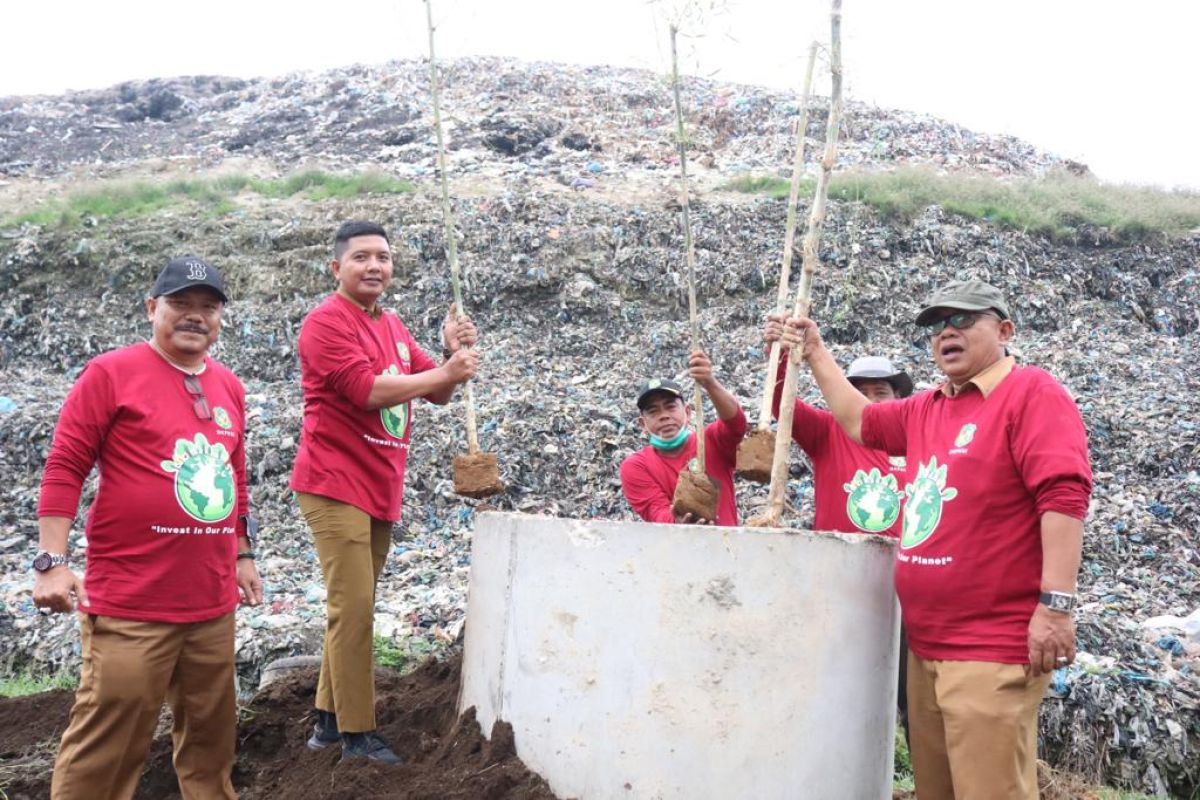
[184,375,212,420]
[923,310,1000,336]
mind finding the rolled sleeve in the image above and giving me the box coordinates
[861,397,911,457]
[299,314,378,409]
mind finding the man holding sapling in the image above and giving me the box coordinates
[763,312,915,737]
[291,220,479,764]
[781,280,1092,800]
[620,349,747,526]
[763,312,912,537]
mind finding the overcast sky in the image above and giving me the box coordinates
[3,0,1197,189]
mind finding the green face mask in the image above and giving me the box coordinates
[650,427,692,451]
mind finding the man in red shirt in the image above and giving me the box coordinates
[783,280,1092,800]
[291,221,479,764]
[620,350,747,526]
[764,312,912,537]
[33,256,262,800]
[763,314,915,739]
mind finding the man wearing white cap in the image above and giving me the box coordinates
[763,313,912,537]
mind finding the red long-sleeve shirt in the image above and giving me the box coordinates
[861,363,1092,663]
[770,357,905,536]
[37,343,248,623]
[620,408,748,526]
[290,293,439,521]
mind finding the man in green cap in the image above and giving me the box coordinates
[620,349,746,526]
[780,279,1092,800]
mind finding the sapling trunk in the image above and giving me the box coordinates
[751,0,844,527]
[736,40,820,484]
[667,21,718,523]
[425,0,503,498]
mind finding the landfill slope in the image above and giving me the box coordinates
[1,58,1197,797]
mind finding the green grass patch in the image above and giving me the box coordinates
[892,726,914,791]
[373,633,408,670]
[722,167,1200,242]
[0,669,77,698]
[4,170,413,228]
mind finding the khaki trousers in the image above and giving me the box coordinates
[298,492,391,733]
[907,653,1052,800]
[51,612,237,800]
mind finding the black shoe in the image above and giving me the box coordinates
[306,710,340,750]
[340,731,403,764]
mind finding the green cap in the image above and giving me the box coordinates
[915,279,1010,326]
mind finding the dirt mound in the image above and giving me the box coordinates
[0,656,559,800]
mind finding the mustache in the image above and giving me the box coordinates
[175,324,208,334]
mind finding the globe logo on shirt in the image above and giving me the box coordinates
[212,406,233,430]
[954,423,977,448]
[159,433,236,523]
[843,468,902,533]
[379,364,411,440]
[900,457,958,549]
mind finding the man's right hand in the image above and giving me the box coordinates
[443,347,481,384]
[33,568,88,614]
[782,316,827,361]
[763,312,788,346]
[674,512,714,525]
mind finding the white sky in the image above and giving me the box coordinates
[3,0,1197,189]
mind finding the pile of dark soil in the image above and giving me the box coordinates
[0,656,558,800]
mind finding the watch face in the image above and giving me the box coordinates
[32,553,52,572]
[1051,595,1072,611]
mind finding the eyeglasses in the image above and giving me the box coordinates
[184,375,212,420]
[923,310,1000,336]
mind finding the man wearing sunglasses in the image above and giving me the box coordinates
[33,256,261,800]
[781,279,1092,800]
[291,221,480,765]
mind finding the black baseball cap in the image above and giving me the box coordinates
[150,256,228,302]
[636,378,685,411]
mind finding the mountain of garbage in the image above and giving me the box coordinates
[1,57,1196,797]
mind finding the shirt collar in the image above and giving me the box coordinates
[940,355,1015,399]
[335,287,382,320]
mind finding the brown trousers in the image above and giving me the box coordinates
[51,612,237,800]
[298,492,391,733]
[907,654,1052,800]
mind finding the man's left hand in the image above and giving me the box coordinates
[237,559,263,606]
[1026,604,1075,677]
[443,306,479,354]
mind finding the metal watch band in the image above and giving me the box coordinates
[1039,590,1076,614]
[32,552,69,572]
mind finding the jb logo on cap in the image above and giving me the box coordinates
[186,261,208,280]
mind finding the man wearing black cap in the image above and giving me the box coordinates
[784,279,1092,800]
[620,349,747,526]
[33,256,261,800]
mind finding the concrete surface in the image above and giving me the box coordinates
[460,512,900,800]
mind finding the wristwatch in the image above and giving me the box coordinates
[32,552,69,573]
[240,514,259,547]
[1039,590,1076,614]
